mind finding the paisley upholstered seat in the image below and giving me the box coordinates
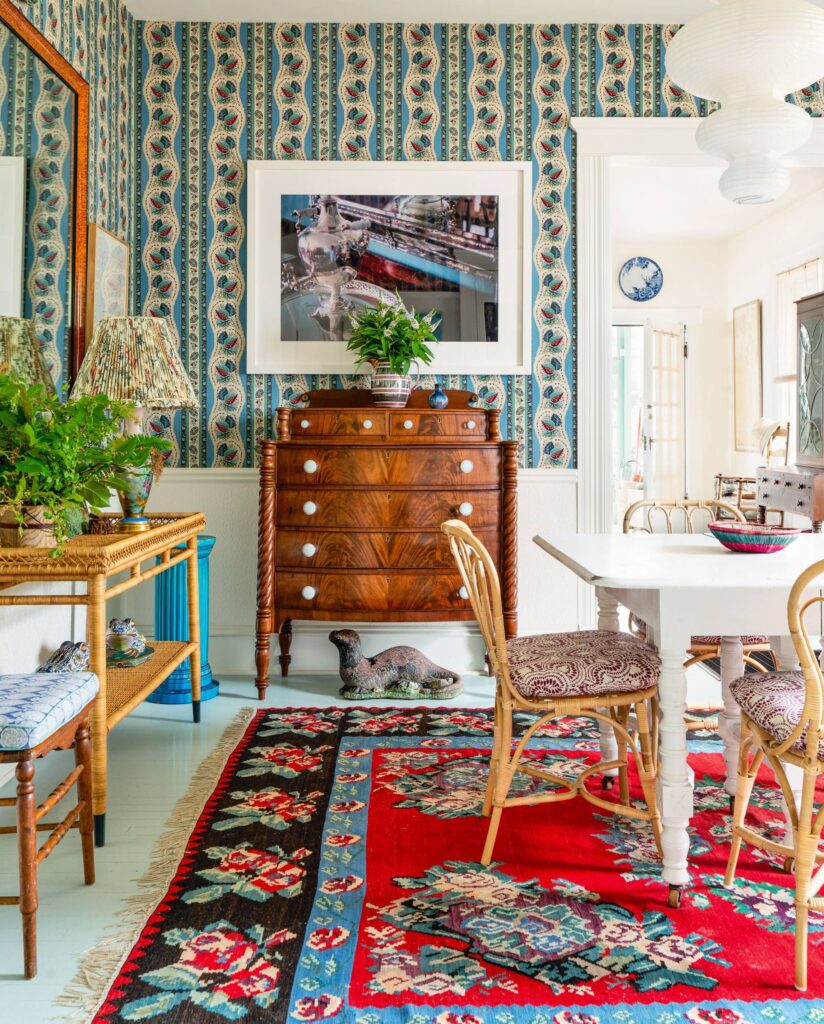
[506,630,661,701]
[729,670,819,759]
[692,634,769,646]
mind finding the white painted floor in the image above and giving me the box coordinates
[0,667,717,1021]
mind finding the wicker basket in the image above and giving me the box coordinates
[0,505,57,548]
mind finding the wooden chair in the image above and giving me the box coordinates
[725,558,824,991]
[624,499,776,701]
[442,519,663,866]
[0,672,98,978]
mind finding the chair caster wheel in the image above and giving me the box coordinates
[783,856,795,874]
[668,886,683,909]
[601,776,616,790]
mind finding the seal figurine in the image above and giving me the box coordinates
[329,629,463,700]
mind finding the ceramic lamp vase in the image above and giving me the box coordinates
[70,317,197,532]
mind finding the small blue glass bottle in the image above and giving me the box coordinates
[428,382,448,409]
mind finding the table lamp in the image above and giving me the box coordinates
[70,316,197,532]
[0,316,58,396]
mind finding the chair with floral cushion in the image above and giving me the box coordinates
[724,557,824,991]
[442,519,663,866]
[0,671,98,978]
[624,499,776,725]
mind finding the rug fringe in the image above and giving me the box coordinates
[53,706,257,1023]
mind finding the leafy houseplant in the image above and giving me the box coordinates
[346,300,440,408]
[0,373,171,554]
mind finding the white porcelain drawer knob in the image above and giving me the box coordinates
[363,419,373,429]
[301,543,317,557]
[403,419,414,429]
[300,419,310,429]
[304,459,318,474]
[465,419,477,429]
[458,585,469,599]
[459,459,474,474]
[459,501,473,517]
[303,501,317,516]
[301,585,317,600]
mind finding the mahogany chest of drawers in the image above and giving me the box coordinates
[254,389,517,697]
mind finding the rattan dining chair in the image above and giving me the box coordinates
[624,499,776,699]
[724,557,824,991]
[442,519,663,866]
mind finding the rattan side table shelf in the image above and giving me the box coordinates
[0,513,206,847]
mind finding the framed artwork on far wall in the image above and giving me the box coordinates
[732,299,763,453]
[246,160,532,375]
[85,223,129,343]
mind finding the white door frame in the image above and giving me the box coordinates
[572,116,824,543]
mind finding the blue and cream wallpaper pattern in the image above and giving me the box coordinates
[8,7,824,467]
[1,0,134,391]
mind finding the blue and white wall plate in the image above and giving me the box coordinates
[618,256,664,302]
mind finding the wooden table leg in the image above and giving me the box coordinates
[16,754,37,978]
[87,573,108,848]
[657,647,694,908]
[719,636,745,798]
[186,538,202,724]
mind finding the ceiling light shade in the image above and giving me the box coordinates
[665,0,824,204]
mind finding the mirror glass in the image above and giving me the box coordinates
[0,20,75,391]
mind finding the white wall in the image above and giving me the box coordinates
[727,185,824,474]
[0,588,84,674]
[613,239,731,499]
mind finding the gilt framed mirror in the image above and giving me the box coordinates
[0,0,89,387]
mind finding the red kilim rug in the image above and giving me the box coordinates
[64,706,824,1024]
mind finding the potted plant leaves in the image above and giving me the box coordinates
[346,299,440,408]
[0,373,171,554]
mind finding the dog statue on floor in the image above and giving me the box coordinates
[329,629,463,700]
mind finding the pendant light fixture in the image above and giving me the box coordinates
[666,0,824,205]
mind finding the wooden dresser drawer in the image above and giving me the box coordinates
[276,528,500,569]
[277,488,499,529]
[277,446,500,488]
[291,411,387,437]
[388,411,486,439]
[278,570,474,615]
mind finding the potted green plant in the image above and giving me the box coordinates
[346,299,440,408]
[0,373,170,554]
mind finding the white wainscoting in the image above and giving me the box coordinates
[113,466,580,676]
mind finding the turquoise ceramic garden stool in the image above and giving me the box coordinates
[150,534,218,715]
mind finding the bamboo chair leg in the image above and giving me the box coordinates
[75,720,95,886]
[481,701,514,866]
[793,766,820,992]
[16,755,37,980]
[483,689,502,818]
[615,708,630,806]
[796,904,810,992]
[724,727,761,887]
[635,699,663,856]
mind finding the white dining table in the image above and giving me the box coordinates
[533,530,824,906]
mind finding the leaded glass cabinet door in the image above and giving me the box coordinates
[797,292,824,468]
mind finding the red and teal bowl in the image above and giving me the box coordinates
[707,520,801,553]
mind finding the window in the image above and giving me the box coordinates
[776,258,822,379]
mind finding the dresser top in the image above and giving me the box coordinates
[281,388,484,411]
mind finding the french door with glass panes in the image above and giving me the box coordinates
[642,319,687,500]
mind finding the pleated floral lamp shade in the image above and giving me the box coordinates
[0,316,57,397]
[70,317,197,532]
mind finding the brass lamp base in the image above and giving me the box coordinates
[118,518,152,534]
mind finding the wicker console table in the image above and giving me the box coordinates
[0,513,205,846]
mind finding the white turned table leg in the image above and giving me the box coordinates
[657,648,694,898]
[718,636,744,797]
[596,588,620,773]
[771,635,804,845]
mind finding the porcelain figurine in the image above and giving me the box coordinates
[428,383,449,409]
[330,628,462,700]
[106,617,147,656]
[38,641,91,674]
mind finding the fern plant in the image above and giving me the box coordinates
[346,300,440,376]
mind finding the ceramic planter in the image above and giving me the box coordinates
[0,505,57,548]
[370,360,413,408]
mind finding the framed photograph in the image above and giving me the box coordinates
[85,223,129,343]
[732,299,763,452]
[247,160,532,374]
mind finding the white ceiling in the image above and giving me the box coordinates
[611,164,824,242]
[123,1,721,23]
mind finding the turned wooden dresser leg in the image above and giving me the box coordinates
[278,618,293,677]
[255,632,271,700]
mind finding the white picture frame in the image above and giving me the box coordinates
[246,159,532,375]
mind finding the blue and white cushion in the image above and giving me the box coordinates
[0,673,99,751]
